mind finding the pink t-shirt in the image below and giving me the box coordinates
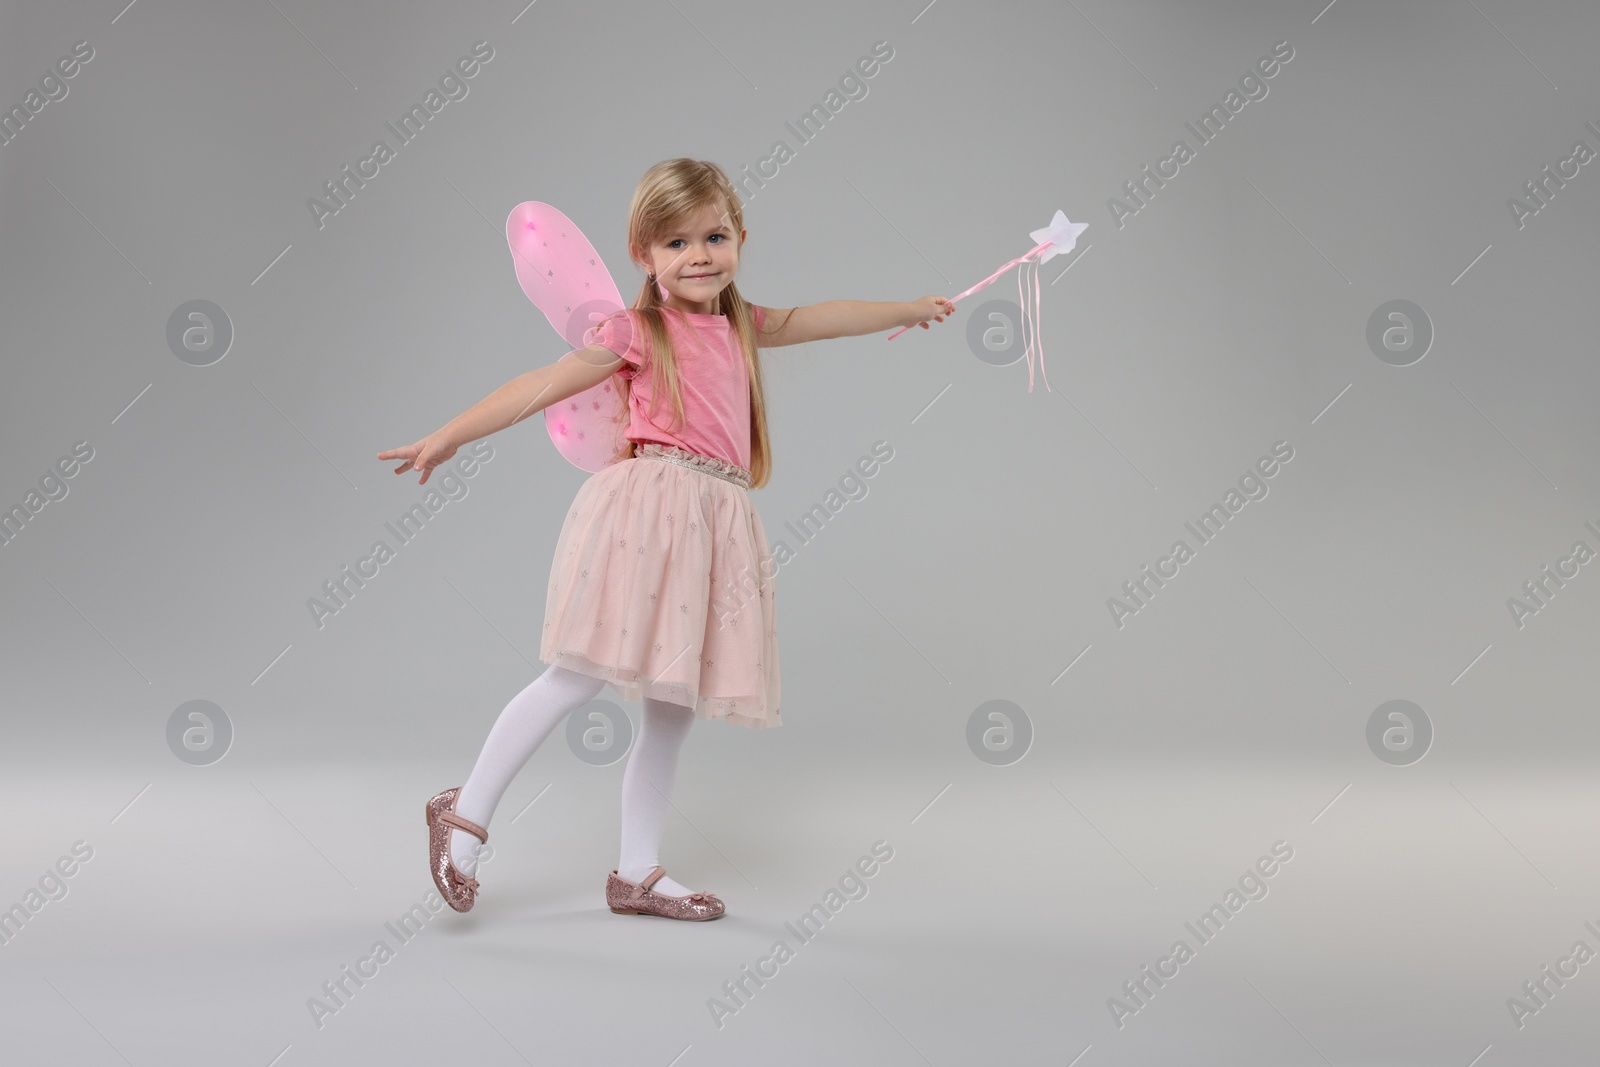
[590,305,768,471]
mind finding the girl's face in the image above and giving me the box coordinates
[638,200,746,315]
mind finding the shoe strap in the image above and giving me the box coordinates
[437,810,488,843]
[639,865,666,891]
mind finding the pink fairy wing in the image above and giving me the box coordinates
[505,201,633,473]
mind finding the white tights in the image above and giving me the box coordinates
[450,664,702,899]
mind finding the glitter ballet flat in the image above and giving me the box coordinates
[425,786,488,913]
[606,866,725,921]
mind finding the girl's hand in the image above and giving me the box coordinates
[378,432,458,485]
[905,295,956,330]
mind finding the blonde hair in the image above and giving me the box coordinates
[600,157,781,489]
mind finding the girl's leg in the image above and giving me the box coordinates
[617,695,698,898]
[450,665,607,873]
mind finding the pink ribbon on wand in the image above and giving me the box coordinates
[888,210,1088,394]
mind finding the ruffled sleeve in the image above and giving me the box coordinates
[589,309,644,380]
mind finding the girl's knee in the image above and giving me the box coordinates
[641,695,695,728]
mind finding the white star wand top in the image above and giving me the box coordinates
[888,210,1088,393]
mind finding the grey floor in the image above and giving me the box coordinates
[6,745,1598,1065]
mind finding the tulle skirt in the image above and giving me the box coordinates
[539,445,782,728]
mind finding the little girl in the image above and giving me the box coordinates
[380,157,954,921]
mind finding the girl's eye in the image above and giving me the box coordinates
[667,235,724,249]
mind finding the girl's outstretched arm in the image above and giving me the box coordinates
[763,297,954,347]
[378,345,623,483]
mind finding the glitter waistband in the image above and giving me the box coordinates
[634,443,752,490]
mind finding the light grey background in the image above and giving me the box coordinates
[3,0,1598,1063]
